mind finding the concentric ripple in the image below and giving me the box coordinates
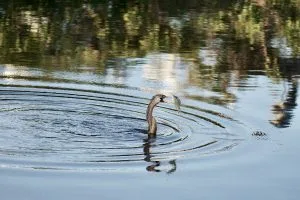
[0,81,247,171]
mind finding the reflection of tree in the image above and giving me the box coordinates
[0,1,299,65]
[270,58,299,128]
[0,0,299,100]
[143,136,176,173]
[270,79,298,128]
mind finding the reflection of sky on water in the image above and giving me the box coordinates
[271,37,294,58]
[142,53,187,91]
[114,53,189,94]
[2,54,299,130]
[229,75,299,129]
[198,38,222,67]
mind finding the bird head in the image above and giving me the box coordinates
[152,94,167,104]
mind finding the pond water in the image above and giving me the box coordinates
[0,0,300,199]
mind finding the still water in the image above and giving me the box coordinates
[0,0,300,199]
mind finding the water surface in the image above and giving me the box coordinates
[0,0,300,199]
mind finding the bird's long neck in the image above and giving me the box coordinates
[146,100,158,135]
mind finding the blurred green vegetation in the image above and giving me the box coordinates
[0,0,299,77]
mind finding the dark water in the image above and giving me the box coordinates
[0,0,300,199]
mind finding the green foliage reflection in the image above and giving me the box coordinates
[0,0,299,74]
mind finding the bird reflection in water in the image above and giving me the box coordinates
[144,94,177,173]
[143,135,177,173]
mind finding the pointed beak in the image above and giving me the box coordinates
[160,95,166,103]
[162,96,172,103]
